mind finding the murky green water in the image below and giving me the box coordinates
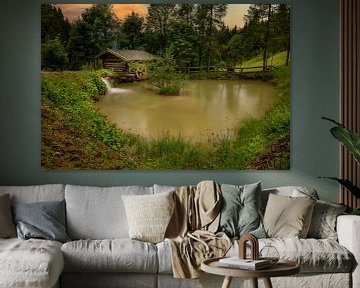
[97,79,275,142]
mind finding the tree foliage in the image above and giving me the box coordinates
[242,4,291,67]
[147,48,187,95]
[168,22,199,69]
[121,12,144,49]
[226,34,245,68]
[145,4,177,53]
[41,4,70,44]
[67,4,119,69]
[41,4,290,71]
[41,37,68,70]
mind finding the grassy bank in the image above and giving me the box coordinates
[41,65,290,170]
[240,51,289,70]
[41,70,141,169]
[215,66,290,169]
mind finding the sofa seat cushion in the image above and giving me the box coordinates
[62,239,158,273]
[0,238,64,288]
[156,240,173,274]
[157,238,354,274]
[229,238,354,273]
[61,273,157,288]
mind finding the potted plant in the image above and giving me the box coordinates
[320,117,360,215]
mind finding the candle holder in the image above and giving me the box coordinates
[238,234,259,260]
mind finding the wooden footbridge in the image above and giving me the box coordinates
[186,65,278,73]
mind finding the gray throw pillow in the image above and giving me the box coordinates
[307,200,347,240]
[12,200,70,243]
[218,182,266,238]
[0,194,17,238]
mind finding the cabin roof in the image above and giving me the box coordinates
[95,48,157,62]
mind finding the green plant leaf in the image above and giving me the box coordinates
[322,117,360,165]
[351,208,360,215]
[330,127,360,165]
[319,176,360,198]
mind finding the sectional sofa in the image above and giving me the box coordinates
[0,183,359,288]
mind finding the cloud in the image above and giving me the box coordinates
[54,4,148,22]
[112,4,148,20]
[54,4,248,28]
[226,4,250,28]
[54,4,91,22]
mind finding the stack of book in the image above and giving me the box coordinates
[218,257,271,270]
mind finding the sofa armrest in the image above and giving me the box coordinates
[337,215,360,288]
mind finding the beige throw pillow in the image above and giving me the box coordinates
[0,194,17,238]
[263,193,316,238]
[122,191,175,243]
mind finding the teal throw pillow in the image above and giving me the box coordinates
[218,182,266,238]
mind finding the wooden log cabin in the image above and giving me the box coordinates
[95,48,157,81]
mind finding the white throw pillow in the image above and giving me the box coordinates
[122,191,175,243]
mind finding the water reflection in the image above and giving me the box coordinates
[96,80,275,142]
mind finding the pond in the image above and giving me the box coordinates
[97,79,275,143]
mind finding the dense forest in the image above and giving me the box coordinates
[41,4,290,71]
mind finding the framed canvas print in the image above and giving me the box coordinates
[41,4,290,170]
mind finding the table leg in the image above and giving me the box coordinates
[263,277,273,288]
[221,276,233,288]
[251,278,258,288]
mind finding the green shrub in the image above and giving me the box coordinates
[41,37,68,71]
[159,86,180,95]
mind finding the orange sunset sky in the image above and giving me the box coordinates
[54,4,250,28]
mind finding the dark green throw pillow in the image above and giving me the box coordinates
[218,182,266,238]
[12,200,70,243]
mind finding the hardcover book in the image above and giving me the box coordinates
[218,257,271,270]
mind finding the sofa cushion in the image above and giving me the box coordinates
[0,184,65,204]
[156,240,173,274]
[12,200,70,243]
[65,185,153,239]
[263,193,316,238]
[0,238,64,288]
[0,194,16,238]
[122,191,175,243]
[307,200,347,240]
[225,238,353,274]
[259,238,354,273]
[61,239,158,273]
[218,182,266,238]
[158,236,354,275]
[61,273,157,288]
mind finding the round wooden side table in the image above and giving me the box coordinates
[201,257,300,288]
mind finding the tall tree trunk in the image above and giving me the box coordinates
[286,40,290,66]
[207,4,213,72]
[262,4,272,71]
[198,35,204,68]
[186,5,191,25]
